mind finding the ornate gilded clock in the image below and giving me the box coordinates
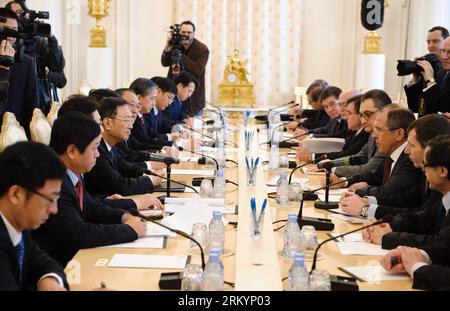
[217,49,256,107]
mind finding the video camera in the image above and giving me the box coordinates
[15,0,51,37]
[0,21,26,67]
[169,24,189,52]
[397,53,442,77]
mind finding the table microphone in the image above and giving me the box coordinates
[288,155,327,184]
[145,170,199,204]
[302,176,354,201]
[255,100,296,122]
[147,153,180,165]
[317,155,367,170]
[309,215,394,291]
[129,209,206,289]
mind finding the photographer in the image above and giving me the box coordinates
[161,21,209,116]
[0,8,38,133]
[6,0,66,113]
[403,26,449,116]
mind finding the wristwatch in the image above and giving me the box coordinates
[359,204,370,218]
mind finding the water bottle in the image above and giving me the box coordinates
[283,214,301,258]
[208,211,225,254]
[213,170,226,198]
[217,141,226,169]
[268,142,279,171]
[288,253,309,291]
[203,249,224,291]
[276,172,289,205]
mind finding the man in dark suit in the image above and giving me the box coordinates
[0,142,67,291]
[32,113,151,267]
[362,135,450,250]
[329,89,392,178]
[0,9,38,134]
[294,86,348,139]
[341,105,426,217]
[382,243,450,290]
[84,97,161,196]
[405,31,450,116]
[129,78,173,149]
[340,114,450,219]
[148,77,179,138]
[297,94,369,161]
[161,20,209,115]
[58,94,163,211]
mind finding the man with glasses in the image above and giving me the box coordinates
[85,97,162,197]
[294,86,348,139]
[342,113,449,216]
[161,21,209,116]
[405,35,450,116]
[326,90,391,180]
[341,105,425,216]
[361,132,450,250]
[0,142,68,291]
[297,94,369,162]
[33,113,153,267]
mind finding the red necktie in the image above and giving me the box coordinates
[75,178,83,211]
[140,116,145,126]
[383,157,394,184]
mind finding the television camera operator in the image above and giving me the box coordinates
[6,0,66,113]
[0,7,38,136]
[401,26,450,116]
[161,21,209,116]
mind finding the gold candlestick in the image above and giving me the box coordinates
[88,0,111,48]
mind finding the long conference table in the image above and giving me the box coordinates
[65,121,413,291]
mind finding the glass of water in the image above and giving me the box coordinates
[181,264,204,291]
[289,182,303,202]
[199,179,214,198]
[299,225,319,252]
[189,223,209,253]
[309,270,331,291]
[279,154,290,171]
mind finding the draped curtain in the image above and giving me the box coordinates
[173,0,303,108]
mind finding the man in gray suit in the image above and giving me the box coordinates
[330,90,392,181]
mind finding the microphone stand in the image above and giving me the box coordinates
[288,155,327,184]
[145,170,199,204]
[309,215,393,291]
[130,210,206,290]
[314,168,339,210]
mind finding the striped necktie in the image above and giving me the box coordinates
[16,237,24,286]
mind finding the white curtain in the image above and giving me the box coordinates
[173,0,302,108]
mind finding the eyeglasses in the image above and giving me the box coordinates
[107,117,134,124]
[23,186,60,204]
[440,49,450,57]
[360,109,380,120]
[373,127,400,134]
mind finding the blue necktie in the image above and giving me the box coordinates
[16,238,24,286]
[151,111,159,133]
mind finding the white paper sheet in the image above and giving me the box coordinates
[146,223,176,238]
[108,254,188,269]
[171,169,215,176]
[339,266,410,282]
[331,233,389,256]
[184,186,201,193]
[102,237,165,249]
[165,197,225,206]
[330,213,366,224]
[318,194,342,202]
[161,197,229,233]
[164,203,235,215]
[201,146,237,153]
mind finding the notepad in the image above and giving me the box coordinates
[146,223,176,238]
[330,233,389,256]
[301,167,326,175]
[339,266,410,282]
[108,254,189,269]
